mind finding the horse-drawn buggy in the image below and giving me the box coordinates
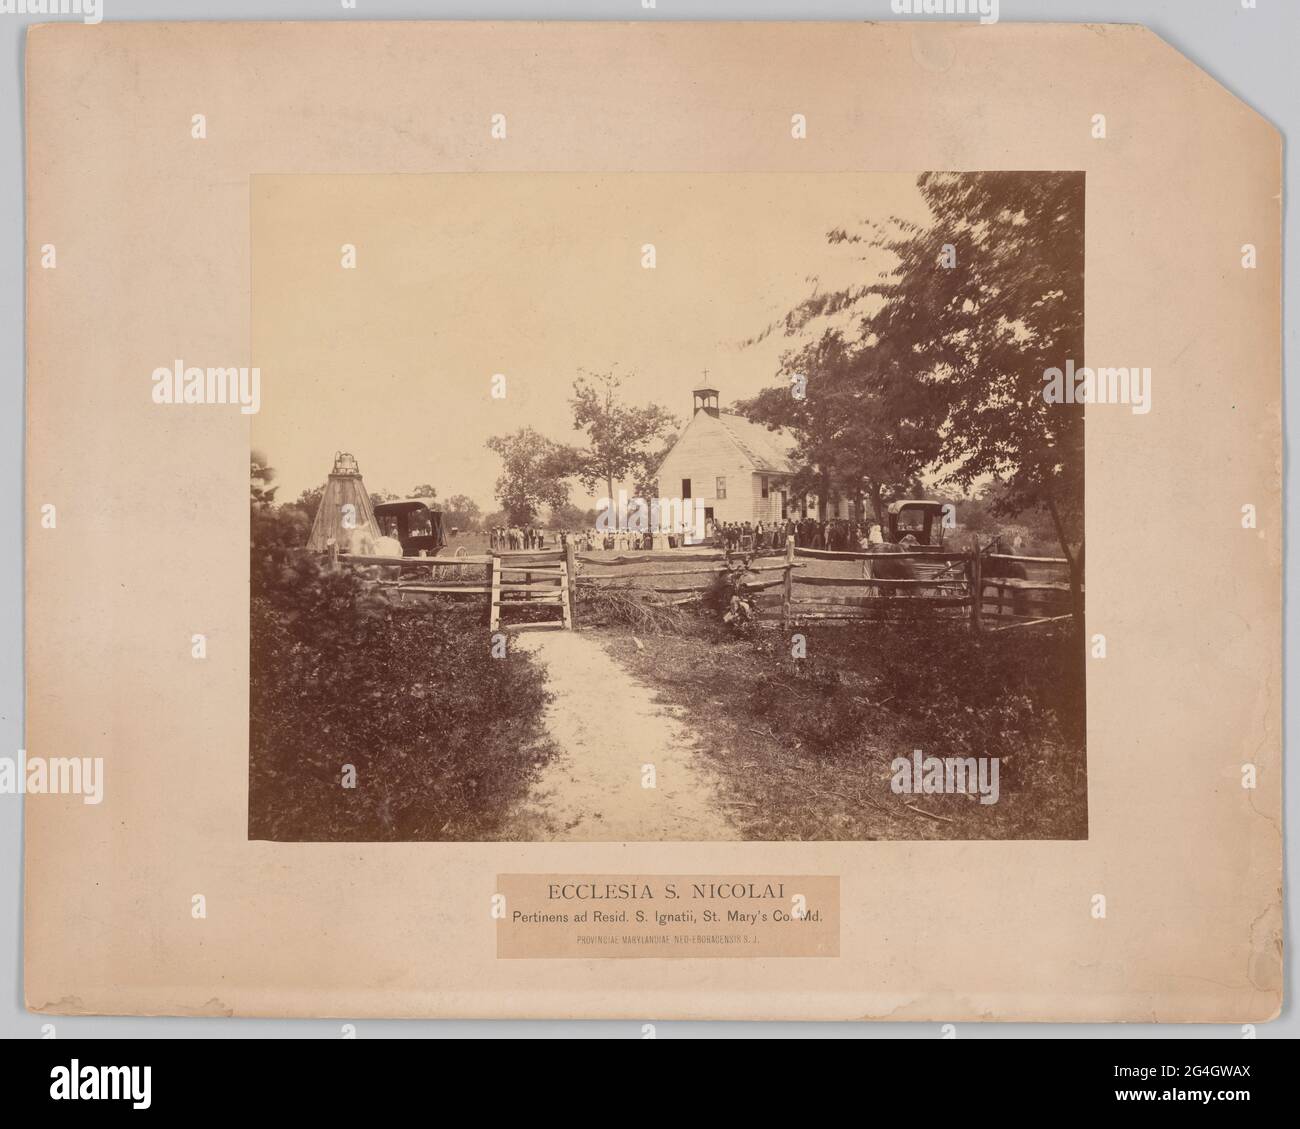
[864,500,1036,614]
[864,501,968,598]
[373,498,449,557]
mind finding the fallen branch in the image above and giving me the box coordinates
[902,802,956,824]
[990,614,1074,633]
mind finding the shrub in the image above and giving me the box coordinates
[702,554,759,635]
[248,514,551,841]
[739,616,1083,767]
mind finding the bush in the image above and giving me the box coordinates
[702,554,759,635]
[248,514,551,841]
[740,616,1084,770]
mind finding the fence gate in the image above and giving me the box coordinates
[489,550,574,633]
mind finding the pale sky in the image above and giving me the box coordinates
[251,173,929,509]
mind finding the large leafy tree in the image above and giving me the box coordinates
[485,427,574,524]
[736,330,943,523]
[735,333,851,518]
[856,172,1085,610]
[748,171,1085,615]
[631,441,675,500]
[569,369,679,504]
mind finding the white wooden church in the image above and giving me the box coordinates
[653,386,850,526]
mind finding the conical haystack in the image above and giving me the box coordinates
[306,451,384,554]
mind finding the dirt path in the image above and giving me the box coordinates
[502,630,738,841]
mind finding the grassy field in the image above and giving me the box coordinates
[591,615,1087,841]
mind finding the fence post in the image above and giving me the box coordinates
[565,540,579,631]
[782,535,795,630]
[969,549,982,633]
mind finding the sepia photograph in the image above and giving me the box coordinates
[249,170,1086,843]
[13,5,1288,1054]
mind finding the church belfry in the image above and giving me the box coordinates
[692,386,720,417]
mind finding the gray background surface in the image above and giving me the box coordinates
[2,0,1293,1038]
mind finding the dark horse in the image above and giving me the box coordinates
[864,540,922,596]
[866,539,1030,614]
[979,544,1030,616]
[864,538,966,598]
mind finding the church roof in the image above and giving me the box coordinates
[715,412,796,474]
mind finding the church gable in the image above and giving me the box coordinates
[656,408,752,486]
[653,388,797,524]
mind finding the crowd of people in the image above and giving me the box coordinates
[487,516,891,554]
[488,526,558,550]
[579,527,697,552]
[487,526,698,552]
[714,517,884,552]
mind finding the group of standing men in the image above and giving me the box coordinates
[715,517,884,552]
[489,526,557,551]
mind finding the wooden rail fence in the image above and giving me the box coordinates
[325,538,1079,633]
[573,538,1078,630]
[329,545,579,632]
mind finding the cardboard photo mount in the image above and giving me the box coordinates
[24,21,1281,1021]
